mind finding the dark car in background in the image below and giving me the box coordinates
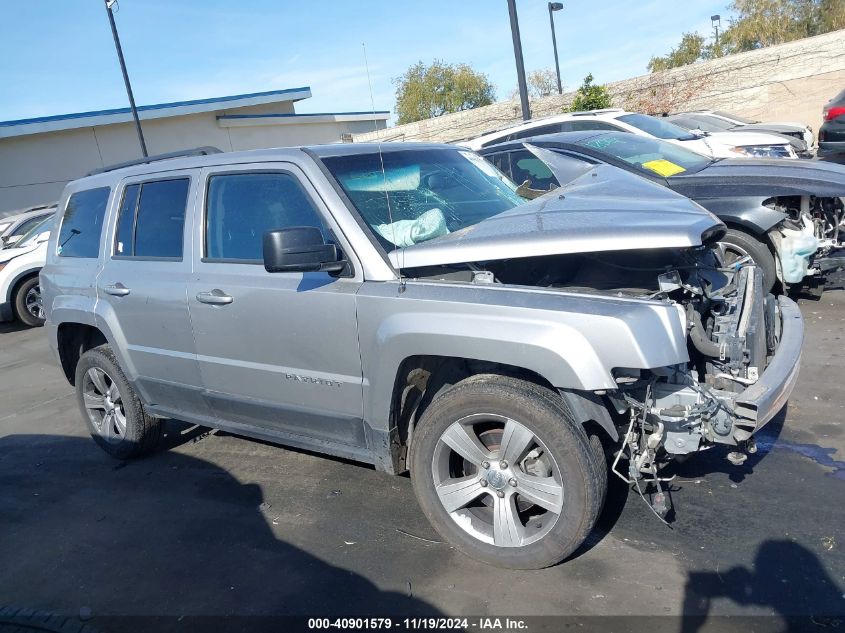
[479,131,845,293]
[819,88,845,159]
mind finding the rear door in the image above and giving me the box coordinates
[187,163,366,449]
[97,171,209,417]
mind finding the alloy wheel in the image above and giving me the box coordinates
[82,367,127,443]
[431,413,563,548]
[24,284,44,321]
[715,241,752,269]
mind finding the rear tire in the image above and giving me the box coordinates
[410,374,606,569]
[12,277,45,328]
[74,345,162,459]
[717,228,777,294]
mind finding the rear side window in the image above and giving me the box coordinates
[568,120,622,132]
[205,172,328,262]
[507,123,563,141]
[59,187,110,258]
[114,178,189,259]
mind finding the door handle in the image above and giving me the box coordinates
[103,283,130,297]
[196,289,234,305]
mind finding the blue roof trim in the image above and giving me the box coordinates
[0,87,312,128]
[218,111,390,119]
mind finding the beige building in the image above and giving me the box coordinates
[0,87,389,213]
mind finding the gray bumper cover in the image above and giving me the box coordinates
[733,296,803,432]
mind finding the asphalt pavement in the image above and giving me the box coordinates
[0,292,843,632]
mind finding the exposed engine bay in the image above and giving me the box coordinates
[407,244,788,517]
[765,195,845,286]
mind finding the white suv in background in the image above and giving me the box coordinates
[460,109,798,159]
[0,216,53,327]
[0,204,56,249]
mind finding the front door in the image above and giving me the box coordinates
[187,164,366,448]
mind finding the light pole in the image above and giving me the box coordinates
[507,0,531,121]
[104,0,148,157]
[548,2,563,95]
[711,14,721,56]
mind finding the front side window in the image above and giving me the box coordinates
[321,149,522,249]
[205,172,329,261]
[114,179,189,258]
[617,113,698,141]
[59,187,110,258]
[508,150,560,191]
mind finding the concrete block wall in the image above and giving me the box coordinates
[352,29,845,144]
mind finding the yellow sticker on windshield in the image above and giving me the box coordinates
[642,159,686,177]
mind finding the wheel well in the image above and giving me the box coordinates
[9,270,40,305]
[723,221,778,255]
[57,323,108,385]
[387,355,557,472]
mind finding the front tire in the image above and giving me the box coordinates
[13,277,45,327]
[717,228,777,294]
[410,374,606,569]
[74,345,162,459]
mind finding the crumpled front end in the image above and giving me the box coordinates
[607,263,803,495]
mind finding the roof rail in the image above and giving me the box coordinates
[87,146,223,176]
[568,108,624,117]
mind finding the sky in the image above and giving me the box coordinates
[0,0,726,124]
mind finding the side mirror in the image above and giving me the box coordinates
[263,227,347,274]
[35,231,50,244]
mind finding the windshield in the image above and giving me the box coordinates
[16,216,52,247]
[714,110,756,124]
[12,215,53,248]
[671,114,735,132]
[617,113,699,141]
[321,149,523,249]
[575,132,712,177]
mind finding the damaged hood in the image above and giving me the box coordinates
[669,158,845,198]
[388,163,723,269]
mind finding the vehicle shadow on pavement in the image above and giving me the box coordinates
[0,321,32,334]
[0,434,442,631]
[680,540,844,632]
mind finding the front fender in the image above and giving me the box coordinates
[356,281,689,432]
[695,197,787,235]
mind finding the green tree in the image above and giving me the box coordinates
[646,0,845,73]
[393,60,495,125]
[722,0,845,52]
[647,32,708,72]
[568,74,612,111]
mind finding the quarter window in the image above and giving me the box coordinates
[205,172,328,262]
[58,187,110,258]
[114,178,189,258]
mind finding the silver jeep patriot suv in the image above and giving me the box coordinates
[41,143,803,569]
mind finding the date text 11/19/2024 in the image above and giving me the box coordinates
[307,617,528,631]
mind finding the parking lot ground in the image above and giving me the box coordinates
[0,292,843,631]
